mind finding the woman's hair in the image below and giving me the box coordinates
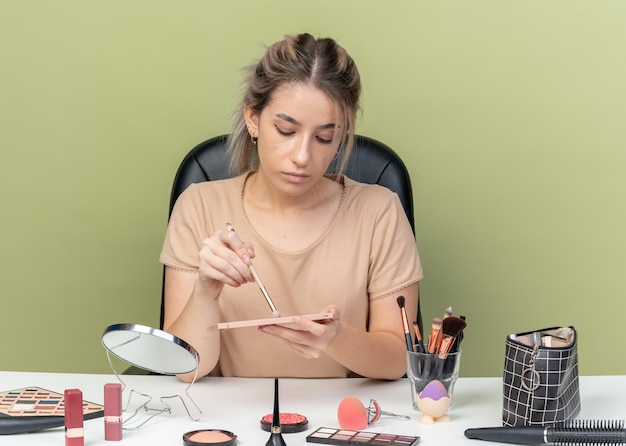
[227,33,362,175]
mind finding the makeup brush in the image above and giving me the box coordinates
[266,379,287,446]
[396,296,414,352]
[443,306,453,319]
[464,420,626,445]
[423,317,443,380]
[427,318,443,353]
[412,321,426,354]
[437,316,467,359]
[436,316,467,377]
[450,315,466,353]
[226,223,280,317]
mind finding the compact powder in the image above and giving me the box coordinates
[183,429,237,446]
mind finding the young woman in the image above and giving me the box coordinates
[160,33,422,381]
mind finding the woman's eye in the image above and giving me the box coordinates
[275,126,294,136]
[316,135,333,145]
[274,125,333,144]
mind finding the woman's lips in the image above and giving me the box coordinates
[283,172,309,182]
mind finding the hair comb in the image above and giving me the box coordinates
[465,419,625,445]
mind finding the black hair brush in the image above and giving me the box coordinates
[464,420,625,445]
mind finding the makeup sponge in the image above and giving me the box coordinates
[420,380,448,401]
[337,396,368,430]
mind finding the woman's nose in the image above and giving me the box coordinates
[290,136,312,166]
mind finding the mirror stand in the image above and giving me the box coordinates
[104,349,202,428]
[102,324,204,428]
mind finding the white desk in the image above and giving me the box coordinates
[1,372,625,445]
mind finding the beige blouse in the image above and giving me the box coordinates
[160,174,423,377]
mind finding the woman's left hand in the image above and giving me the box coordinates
[258,305,341,358]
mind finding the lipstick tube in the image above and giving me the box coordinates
[104,383,122,441]
[64,389,84,446]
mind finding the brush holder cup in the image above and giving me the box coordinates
[405,346,461,424]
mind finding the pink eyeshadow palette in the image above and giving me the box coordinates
[0,386,104,435]
[306,427,420,446]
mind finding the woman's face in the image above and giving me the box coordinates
[244,82,344,195]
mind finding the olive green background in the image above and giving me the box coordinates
[2,1,625,377]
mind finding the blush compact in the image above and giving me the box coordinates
[260,412,309,433]
[183,429,237,446]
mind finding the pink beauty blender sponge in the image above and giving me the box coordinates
[337,396,368,430]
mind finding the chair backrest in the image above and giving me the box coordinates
[160,134,422,332]
[168,134,414,230]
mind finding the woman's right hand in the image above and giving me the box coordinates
[197,224,256,295]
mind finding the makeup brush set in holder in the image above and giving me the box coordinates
[395,305,467,424]
[407,308,467,395]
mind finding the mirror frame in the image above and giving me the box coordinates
[101,323,198,375]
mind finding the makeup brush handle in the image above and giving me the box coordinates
[249,264,278,312]
[464,426,547,445]
[404,333,414,352]
[226,222,280,316]
[427,330,440,353]
[416,340,426,353]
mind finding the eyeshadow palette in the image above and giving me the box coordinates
[0,386,104,435]
[306,427,420,446]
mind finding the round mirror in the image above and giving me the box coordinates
[102,323,198,375]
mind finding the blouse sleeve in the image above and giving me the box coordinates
[367,191,423,300]
[159,184,206,272]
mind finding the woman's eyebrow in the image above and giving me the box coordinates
[275,113,336,129]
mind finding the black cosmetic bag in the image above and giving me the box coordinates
[502,326,580,427]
